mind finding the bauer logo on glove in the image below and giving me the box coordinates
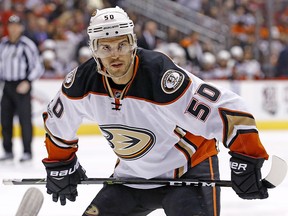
[49,159,81,178]
[230,161,248,175]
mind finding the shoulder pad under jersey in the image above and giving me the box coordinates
[61,58,106,98]
[129,49,191,104]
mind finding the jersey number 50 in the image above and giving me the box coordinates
[186,83,220,122]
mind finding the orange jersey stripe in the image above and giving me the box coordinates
[44,134,78,161]
[229,132,269,159]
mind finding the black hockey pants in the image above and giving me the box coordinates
[83,155,220,216]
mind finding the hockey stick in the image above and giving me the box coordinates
[3,155,287,188]
[15,187,44,216]
[3,177,232,187]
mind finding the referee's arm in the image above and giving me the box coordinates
[23,38,45,81]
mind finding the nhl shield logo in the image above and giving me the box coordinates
[63,67,77,88]
[85,204,99,215]
[161,69,184,94]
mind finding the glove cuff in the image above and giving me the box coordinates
[42,153,77,168]
[229,151,264,168]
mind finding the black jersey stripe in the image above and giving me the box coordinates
[61,49,192,104]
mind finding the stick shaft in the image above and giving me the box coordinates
[3,177,232,187]
[3,155,286,188]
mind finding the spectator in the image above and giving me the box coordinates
[40,38,57,53]
[242,46,264,79]
[41,50,65,78]
[33,17,50,45]
[214,50,233,79]
[230,45,245,79]
[155,42,189,70]
[167,26,181,43]
[258,26,285,75]
[78,46,92,64]
[67,46,92,71]
[180,31,203,68]
[137,20,158,50]
[198,52,217,80]
[230,45,263,80]
[275,45,288,78]
[0,15,44,162]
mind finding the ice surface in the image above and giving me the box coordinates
[0,130,287,216]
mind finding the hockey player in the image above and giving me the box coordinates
[42,6,269,216]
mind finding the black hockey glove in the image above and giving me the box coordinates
[229,152,268,199]
[42,154,87,205]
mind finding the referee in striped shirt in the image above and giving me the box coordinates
[0,15,44,162]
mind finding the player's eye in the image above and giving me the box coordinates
[118,42,128,50]
[99,45,111,52]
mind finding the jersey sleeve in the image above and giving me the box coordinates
[42,63,101,161]
[43,89,84,160]
[167,73,268,159]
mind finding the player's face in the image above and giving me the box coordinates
[97,35,134,78]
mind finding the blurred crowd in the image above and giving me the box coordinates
[165,0,288,79]
[1,0,288,80]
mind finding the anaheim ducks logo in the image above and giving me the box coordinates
[63,67,77,89]
[100,125,156,160]
[161,69,184,94]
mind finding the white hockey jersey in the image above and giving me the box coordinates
[43,48,268,184]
